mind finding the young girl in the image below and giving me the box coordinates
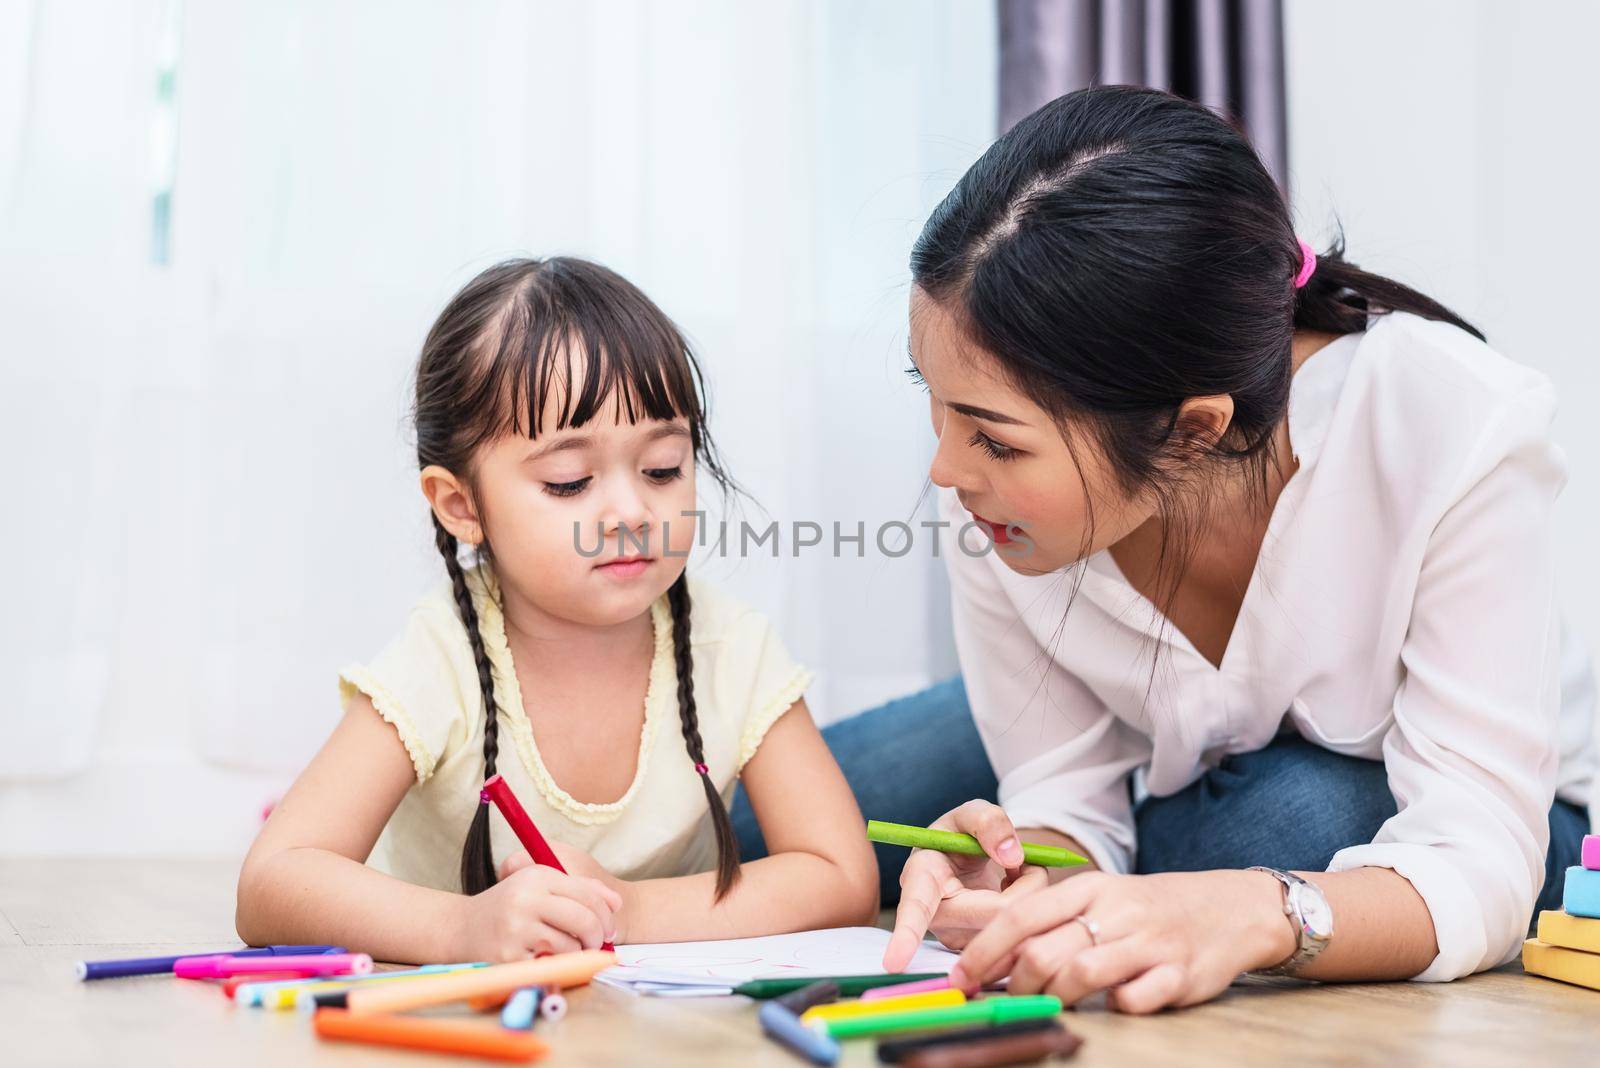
[236,258,877,963]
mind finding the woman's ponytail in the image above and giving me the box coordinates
[1293,231,1483,341]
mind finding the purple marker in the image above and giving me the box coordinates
[76,945,344,981]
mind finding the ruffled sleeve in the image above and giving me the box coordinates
[338,583,477,783]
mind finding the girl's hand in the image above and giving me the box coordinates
[948,869,1296,1014]
[884,801,1049,971]
[455,863,622,962]
[499,843,633,943]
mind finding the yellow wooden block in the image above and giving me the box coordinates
[1523,938,1600,993]
[1536,910,1600,955]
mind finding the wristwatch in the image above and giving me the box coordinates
[1247,866,1333,976]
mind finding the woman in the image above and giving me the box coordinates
[735,85,1594,1012]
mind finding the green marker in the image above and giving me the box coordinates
[818,994,1063,1040]
[733,973,945,1000]
[866,820,1088,868]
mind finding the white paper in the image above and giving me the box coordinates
[595,926,959,996]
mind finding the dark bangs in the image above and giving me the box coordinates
[416,256,732,494]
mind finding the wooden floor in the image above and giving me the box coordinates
[2,858,1594,1066]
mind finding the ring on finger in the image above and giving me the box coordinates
[1071,915,1101,946]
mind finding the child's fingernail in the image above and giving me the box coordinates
[947,964,967,988]
[998,837,1021,863]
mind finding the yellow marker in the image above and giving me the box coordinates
[800,988,966,1023]
[264,967,480,1010]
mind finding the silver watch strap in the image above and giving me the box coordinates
[1247,865,1328,977]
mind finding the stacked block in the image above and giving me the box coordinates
[1523,834,1600,991]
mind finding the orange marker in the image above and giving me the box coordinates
[343,950,613,1016]
[468,989,513,1012]
[314,1009,547,1062]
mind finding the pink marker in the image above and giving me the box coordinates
[1584,834,1600,872]
[859,975,953,1001]
[175,953,373,980]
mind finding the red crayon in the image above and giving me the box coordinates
[481,775,613,952]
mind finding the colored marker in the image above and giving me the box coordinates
[75,944,344,981]
[312,965,486,1010]
[760,1002,840,1065]
[469,989,515,1013]
[776,980,839,1014]
[801,988,965,1023]
[221,972,304,997]
[866,821,1087,868]
[538,988,567,1021]
[482,774,614,953]
[897,1023,1082,1068]
[861,975,953,1001]
[314,1008,548,1061]
[733,973,946,1000]
[817,994,1062,1040]
[344,950,614,1016]
[500,987,542,1029]
[274,964,488,1010]
[175,952,372,980]
[243,968,390,1007]
[874,1018,1060,1062]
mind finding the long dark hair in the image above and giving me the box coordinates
[912,85,1480,619]
[413,256,742,899]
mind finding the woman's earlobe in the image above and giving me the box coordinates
[1174,394,1235,450]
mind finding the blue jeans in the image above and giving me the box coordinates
[731,676,1588,916]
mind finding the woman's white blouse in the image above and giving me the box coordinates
[940,314,1596,982]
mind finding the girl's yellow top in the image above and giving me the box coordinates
[339,567,813,891]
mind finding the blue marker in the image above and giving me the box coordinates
[759,1001,840,1065]
[501,987,542,1029]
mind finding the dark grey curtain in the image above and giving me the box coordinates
[998,0,1287,187]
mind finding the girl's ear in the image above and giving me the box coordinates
[421,465,483,545]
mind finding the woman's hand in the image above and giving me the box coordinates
[948,869,1296,1013]
[454,861,622,962]
[883,801,1049,970]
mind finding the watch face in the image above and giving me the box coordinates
[1298,888,1334,939]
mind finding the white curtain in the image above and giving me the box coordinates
[0,0,996,853]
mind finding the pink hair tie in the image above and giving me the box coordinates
[694,762,709,776]
[1293,238,1317,289]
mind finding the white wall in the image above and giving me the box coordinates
[1286,0,1600,654]
[7,0,1593,858]
[0,0,995,854]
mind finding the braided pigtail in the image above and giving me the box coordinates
[667,573,741,899]
[433,516,502,895]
